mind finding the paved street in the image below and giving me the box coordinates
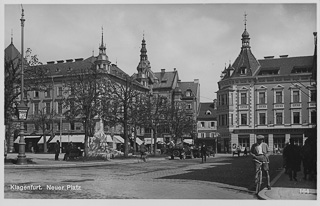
[4,154,283,199]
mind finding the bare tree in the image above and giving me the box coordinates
[101,75,147,157]
[165,101,196,144]
[62,65,106,157]
[4,48,46,152]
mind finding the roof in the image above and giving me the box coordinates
[4,43,28,66]
[153,71,178,89]
[197,102,217,120]
[231,48,260,77]
[257,56,313,76]
[33,56,130,79]
[179,81,199,97]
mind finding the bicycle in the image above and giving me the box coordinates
[139,152,148,163]
[253,159,268,194]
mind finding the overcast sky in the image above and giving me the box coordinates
[3,1,318,102]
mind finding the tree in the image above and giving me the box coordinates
[31,106,57,153]
[101,75,147,157]
[165,101,196,144]
[4,48,46,152]
[62,65,106,157]
[139,94,169,155]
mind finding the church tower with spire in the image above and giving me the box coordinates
[136,34,156,88]
[95,27,111,72]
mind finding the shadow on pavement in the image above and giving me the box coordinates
[158,155,283,191]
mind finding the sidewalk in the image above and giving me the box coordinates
[4,153,167,169]
[258,168,317,200]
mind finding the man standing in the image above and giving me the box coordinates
[283,138,301,181]
[201,144,207,163]
[54,140,60,161]
[250,135,271,190]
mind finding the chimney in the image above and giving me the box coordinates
[75,58,83,62]
[264,56,274,59]
[279,55,288,58]
[66,59,73,63]
[194,79,199,83]
[57,60,64,63]
[161,69,165,73]
[47,61,55,64]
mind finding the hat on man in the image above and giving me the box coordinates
[256,135,264,139]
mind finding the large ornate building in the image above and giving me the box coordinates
[5,32,201,153]
[216,23,317,154]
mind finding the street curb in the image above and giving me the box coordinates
[257,168,285,200]
[4,157,168,169]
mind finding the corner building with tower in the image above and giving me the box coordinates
[216,22,317,154]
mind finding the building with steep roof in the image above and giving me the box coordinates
[216,20,317,154]
[196,101,218,151]
[133,36,200,143]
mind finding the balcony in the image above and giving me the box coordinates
[308,103,316,108]
[257,104,267,110]
[274,104,284,109]
[290,103,302,109]
[238,105,249,110]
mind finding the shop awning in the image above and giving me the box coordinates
[106,135,113,142]
[135,137,143,145]
[144,138,164,144]
[183,139,194,145]
[113,135,124,144]
[14,136,41,144]
[48,135,85,143]
[37,136,53,144]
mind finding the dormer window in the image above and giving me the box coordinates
[240,67,246,75]
[68,67,72,72]
[205,110,212,115]
[186,90,191,97]
[55,68,60,73]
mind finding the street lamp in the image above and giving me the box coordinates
[16,101,29,165]
[16,6,28,165]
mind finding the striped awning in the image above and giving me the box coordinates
[14,136,40,144]
[113,135,124,144]
[48,135,85,143]
[135,137,143,145]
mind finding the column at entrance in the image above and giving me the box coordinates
[268,134,274,152]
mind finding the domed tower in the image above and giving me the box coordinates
[136,34,155,87]
[230,13,260,77]
[95,27,111,72]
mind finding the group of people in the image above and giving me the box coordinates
[54,140,76,161]
[283,138,317,181]
[250,135,317,191]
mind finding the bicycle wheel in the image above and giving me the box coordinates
[255,169,262,194]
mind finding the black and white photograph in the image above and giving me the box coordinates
[2,0,318,203]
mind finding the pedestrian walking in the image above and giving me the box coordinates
[63,141,73,161]
[201,144,207,163]
[301,138,316,181]
[54,140,60,161]
[236,146,241,157]
[243,147,248,156]
[283,138,301,181]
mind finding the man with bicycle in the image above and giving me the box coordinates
[250,135,271,190]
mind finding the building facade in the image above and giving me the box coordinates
[216,25,317,154]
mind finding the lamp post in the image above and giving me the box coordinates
[16,6,28,165]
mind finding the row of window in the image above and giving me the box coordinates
[218,89,316,106]
[24,122,81,132]
[199,121,216,128]
[32,87,64,99]
[33,102,64,115]
[218,110,316,126]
